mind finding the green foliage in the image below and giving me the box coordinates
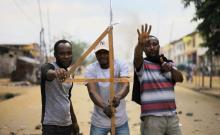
[182,0,220,55]
[71,41,87,64]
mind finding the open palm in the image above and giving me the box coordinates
[137,24,152,44]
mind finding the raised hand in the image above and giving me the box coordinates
[137,24,152,44]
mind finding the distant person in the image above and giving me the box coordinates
[132,23,183,135]
[186,64,193,82]
[40,40,80,135]
[85,42,130,135]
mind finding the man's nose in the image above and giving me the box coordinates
[64,54,70,58]
[149,44,154,49]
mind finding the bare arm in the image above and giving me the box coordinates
[86,83,106,109]
[134,24,152,70]
[46,68,68,82]
[46,69,57,81]
[112,81,129,108]
[115,79,129,100]
[70,101,80,134]
[86,83,115,118]
[134,43,145,70]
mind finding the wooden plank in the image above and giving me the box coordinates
[108,27,115,135]
[67,27,110,77]
[65,78,130,83]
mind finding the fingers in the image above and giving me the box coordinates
[137,23,152,44]
[145,24,148,33]
[137,23,151,35]
[148,25,152,35]
[137,29,141,36]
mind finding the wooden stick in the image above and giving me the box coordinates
[67,27,110,77]
[65,26,117,134]
[108,27,115,135]
[65,78,130,83]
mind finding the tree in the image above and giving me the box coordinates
[71,41,87,65]
[182,0,220,55]
[182,0,220,88]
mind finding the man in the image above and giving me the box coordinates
[40,40,79,135]
[132,24,183,135]
[85,42,130,135]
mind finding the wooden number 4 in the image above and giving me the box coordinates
[65,26,129,135]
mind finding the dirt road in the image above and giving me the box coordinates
[0,84,220,135]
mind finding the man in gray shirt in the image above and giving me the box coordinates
[40,40,79,135]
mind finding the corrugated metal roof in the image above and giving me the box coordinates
[0,43,38,46]
[18,56,40,64]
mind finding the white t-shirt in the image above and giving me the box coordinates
[85,59,129,128]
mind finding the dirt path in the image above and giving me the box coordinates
[0,84,141,135]
[1,83,220,135]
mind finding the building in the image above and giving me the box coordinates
[162,31,220,75]
[0,43,41,83]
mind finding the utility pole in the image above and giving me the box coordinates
[38,0,48,63]
[209,50,213,88]
[47,7,51,56]
[40,28,48,62]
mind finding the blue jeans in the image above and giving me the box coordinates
[90,122,130,135]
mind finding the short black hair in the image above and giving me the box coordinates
[54,39,72,53]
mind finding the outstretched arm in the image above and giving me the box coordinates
[134,24,152,70]
[46,68,68,82]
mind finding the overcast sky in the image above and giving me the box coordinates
[0,0,197,61]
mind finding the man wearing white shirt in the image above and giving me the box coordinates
[85,42,130,135]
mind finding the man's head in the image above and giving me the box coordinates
[54,40,72,69]
[94,41,109,69]
[143,35,160,57]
